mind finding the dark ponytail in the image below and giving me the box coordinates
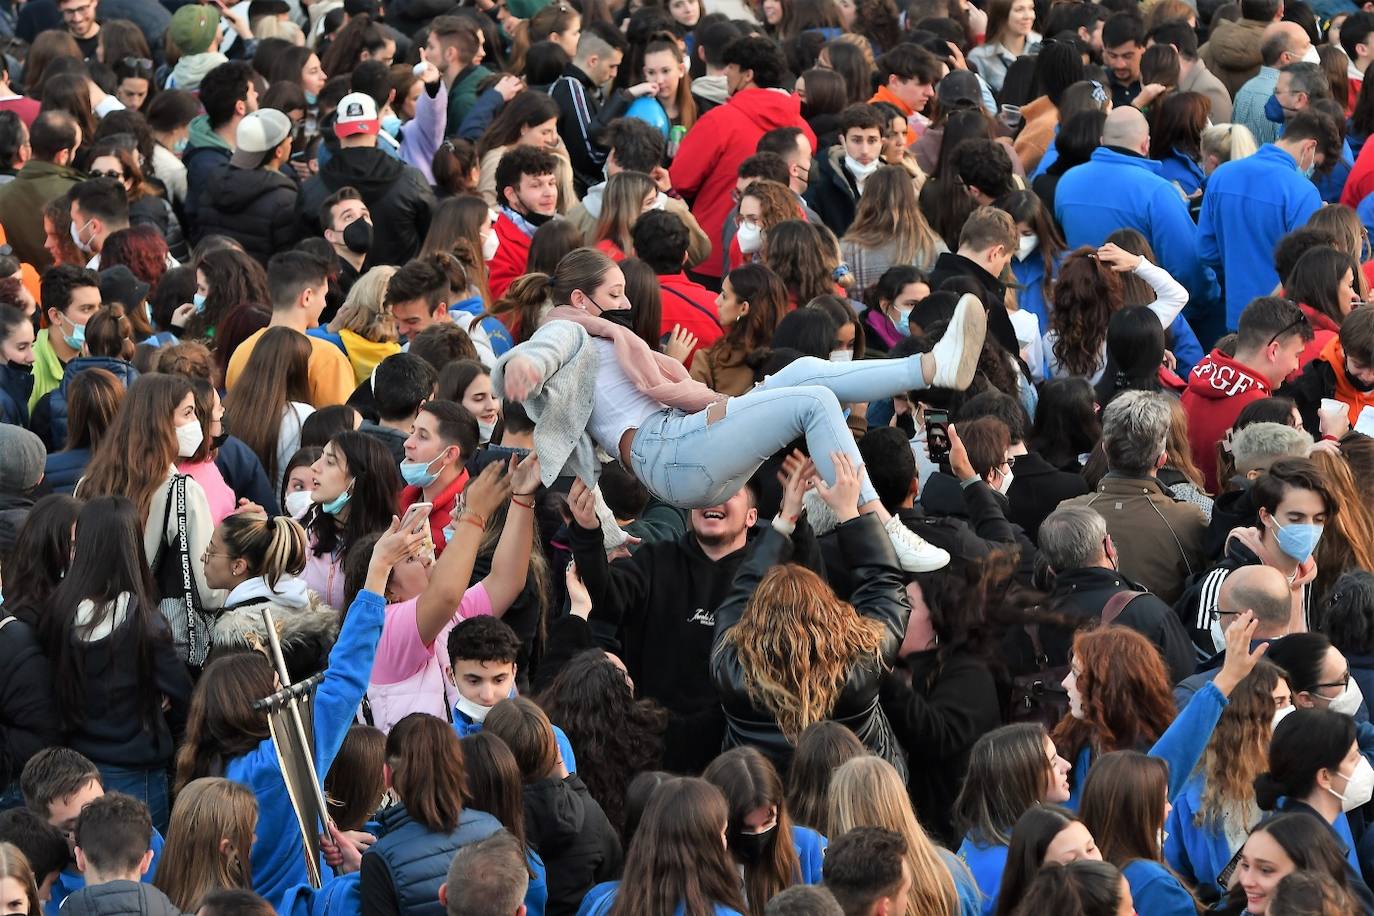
[1254,708,1354,810]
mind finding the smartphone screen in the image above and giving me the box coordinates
[925,409,951,463]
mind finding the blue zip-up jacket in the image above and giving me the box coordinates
[956,837,1006,916]
[1315,139,1355,203]
[1198,144,1322,329]
[228,589,385,910]
[1157,149,1207,198]
[43,447,90,496]
[280,873,361,916]
[1164,774,1234,894]
[0,361,31,426]
[1010,248,1055,331]
[1055,147,1210,306]
[1168,314,1204,380]
[29,355,138,451]
[1120,859,1197,915]
[1067,679,1230,807]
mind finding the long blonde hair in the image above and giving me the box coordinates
[842,165,941,268]
[1196,661,1283,831]
[329,265,400,342]
[154,778,258,910]
[719,563,887,741]
[828,756,964,916]
[593,171,657,254]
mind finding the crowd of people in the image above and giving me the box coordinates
[4,0,1374,912]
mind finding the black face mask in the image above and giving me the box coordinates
[730,824,776,865]
[590,297,635,329]
[212,430,229,450]
[342,218,372,255]
[522,208,556,228]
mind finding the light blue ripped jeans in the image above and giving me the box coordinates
[626,353,925,509]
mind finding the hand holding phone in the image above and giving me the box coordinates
[399,502,433,536]
[925,409,951,463]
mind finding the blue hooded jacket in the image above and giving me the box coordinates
[0,361,32,427]
[1054,147,1211,306]
[1198,143,1322,329]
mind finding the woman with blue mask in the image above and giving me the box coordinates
[301,431,403,609]
[268,47,327,141]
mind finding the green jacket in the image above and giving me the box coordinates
[506,0,548,18]
[0,160,83,269]
[445,64,493,137]
[29,328,65,411]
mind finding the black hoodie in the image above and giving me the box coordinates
[194,164,303,265]
[523,774,622,916]
[298,147,435,267]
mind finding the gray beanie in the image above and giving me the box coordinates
[0,425,44,491]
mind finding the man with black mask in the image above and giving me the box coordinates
[1281,304,1374,435]
[319,186,372,298]
[488,145,562,301]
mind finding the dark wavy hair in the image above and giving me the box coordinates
[1321,570,1374,657]
[301,431,402,562]
[1049,247,1123,377]
[536,650,668,834]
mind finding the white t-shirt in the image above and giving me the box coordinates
[586,338,664,457]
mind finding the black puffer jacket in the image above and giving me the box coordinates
[0,613,61,789]
[524,773,622,916]
[60,880,187,916]
[298,147,434,267]
[194,164,303,265]
[711,513,910,777]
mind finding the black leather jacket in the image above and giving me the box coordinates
[710,513,910,777]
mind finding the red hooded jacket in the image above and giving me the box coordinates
[1181,349,1274,493]
[488,212,534,302]
[670,88,815,280]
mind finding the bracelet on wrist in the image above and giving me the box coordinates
[512,496,535,510]
[460,513,485,531]
[512,490,538,498]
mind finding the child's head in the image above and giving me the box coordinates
[446,617,522,711]
[19,748,102,848]
[73,792,153,883]
[0,808,69,903]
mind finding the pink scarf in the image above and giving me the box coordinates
[547,306,721,412]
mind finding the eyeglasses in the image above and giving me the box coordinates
[1313,671,1351,692]
[1267,310,1311,347]
[121,56,153,71]
[89,169,125,181]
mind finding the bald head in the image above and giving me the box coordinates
[1219,565,1293,636]
[1260,21,1312,66]
[1102,106,1150,156]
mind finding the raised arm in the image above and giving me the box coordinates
[1096,244,1188,329]
[477,453,540,614]
[492,319,590,403]
[415,461,510,645]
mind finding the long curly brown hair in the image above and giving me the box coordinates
[536,650,668,835]
[1049,248,1124,377]
[1196,660,1285,830]
[1309,449,1374,607]
[1051,627,1176,761]
[720,563,888,742]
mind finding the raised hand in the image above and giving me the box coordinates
[568,477,600,531]
[463,460,512,520]
[508,451,542,496]
[372,516,428,568]
[502,356,543,402]
[1096,242,1142,273]
[777,449,815,522]
[664,325,698,364]
[1212,610,1269,698]
[566,561,592,619]
[812,452,863,523]
[946,422,976,482]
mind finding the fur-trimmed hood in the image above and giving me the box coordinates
[212,585,340,681]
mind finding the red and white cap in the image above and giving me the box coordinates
[335,92,380,138]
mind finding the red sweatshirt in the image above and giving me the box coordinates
[1181,349,1274,492]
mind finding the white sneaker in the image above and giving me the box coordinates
[930,293,988,390]
[884,515,950,572]
[803,489,840,537]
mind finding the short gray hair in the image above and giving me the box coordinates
[444,829,528,916]
[1232,422,1312,474]
[1281,61,1331,100]
[1101,390,1170,476]
[1039,505,1109,571]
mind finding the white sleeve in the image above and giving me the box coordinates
[1137,257,1188,330]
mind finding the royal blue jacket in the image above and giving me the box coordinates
[956,837,1006,916]
[1164,774,1233,894]
[227,589,385,910]
[1120,859,1197,915]
[1198,144,1322,329]
[576,883,744,916]
[1156,149,1207,198]
[1055,147,1210,306]
[1067,680,1230,807]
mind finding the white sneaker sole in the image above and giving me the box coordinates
[933,293,988,391]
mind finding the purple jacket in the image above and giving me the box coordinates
[400,82,448,186]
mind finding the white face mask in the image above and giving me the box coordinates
[1016,233,1039,261]
[1302,44,1321,64]
[844,155,880,186]
[482,230,500,261]
[829,349,853,362]
[997,467,1014,494]
[1272,703,1295,732]
[454,693,493,723]
[175,420,204,458]
[1329,756,1374,811]
[736,220,762,254]
[477,418,496,443]
[284,489,314,519]
[650,192,667,211]
[1326,678,1365,718]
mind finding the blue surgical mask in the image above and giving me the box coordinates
[1268,516,1323,562]
[381,115,402,137]
[399,452,445,487]
[305,91,318,106]
[192,292,207,314]
[59,312,86,350]
[320,480,354,516]
[173,137,189,155]
[1265,94,1286,124]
